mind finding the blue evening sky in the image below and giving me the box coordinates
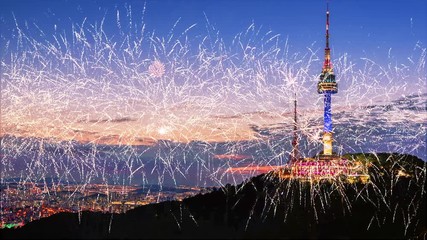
[1,0,426,63]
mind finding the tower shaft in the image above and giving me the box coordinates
[323,92,333,155]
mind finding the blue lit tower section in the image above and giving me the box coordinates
[318,5,338,156]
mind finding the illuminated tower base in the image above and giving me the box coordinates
[323,132,333,155]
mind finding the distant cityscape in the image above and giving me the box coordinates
[0,181,211,229]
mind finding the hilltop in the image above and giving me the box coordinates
[1,153,426,239]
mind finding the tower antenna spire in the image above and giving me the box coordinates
[290,92,299,163]
[326,2,330,49]
[323,2,332,71]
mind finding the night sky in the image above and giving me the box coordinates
[1,0,426,62]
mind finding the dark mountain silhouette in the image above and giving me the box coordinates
[1,153,426,239]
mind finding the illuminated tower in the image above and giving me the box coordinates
[318,4,338,156]
[290,93,299,163]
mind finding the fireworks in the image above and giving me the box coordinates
[148,60,165,78]
[0,3,426,236]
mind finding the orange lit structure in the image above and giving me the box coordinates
[290,157,349,178]
[279,156,369,183]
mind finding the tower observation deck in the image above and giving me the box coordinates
[318,4,337,156]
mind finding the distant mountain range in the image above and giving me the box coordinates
[1,153,425,239]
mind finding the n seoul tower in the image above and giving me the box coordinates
[280,4,369,183]
[318,4,338,156]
